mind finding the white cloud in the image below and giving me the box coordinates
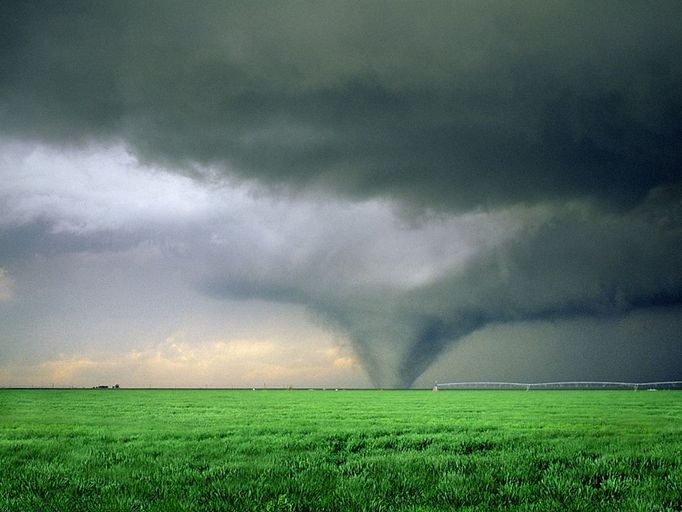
[0,139,517,292]
[0,141,227,232]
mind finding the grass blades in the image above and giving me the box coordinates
[1,390,681,511]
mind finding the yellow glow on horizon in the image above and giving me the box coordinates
[0,333,368,388]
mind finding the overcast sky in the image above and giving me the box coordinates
[1,1,681,388]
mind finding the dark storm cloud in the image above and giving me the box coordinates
[205,194,682,387]
[389,203,682,386]
[1,1,681,210]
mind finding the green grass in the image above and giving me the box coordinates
[1,389,681,511]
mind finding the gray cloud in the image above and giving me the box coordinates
[1,1,681,210]
[205,194,682,387]
[0,141,512,383]
[1,142,680,386]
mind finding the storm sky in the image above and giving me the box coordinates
[1,1,681,388]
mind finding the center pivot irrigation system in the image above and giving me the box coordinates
[433,381,682,391]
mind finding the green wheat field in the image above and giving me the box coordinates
[1,389,681,511]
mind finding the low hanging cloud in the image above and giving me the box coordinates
[0,142,680,386]
[205,195,682,387]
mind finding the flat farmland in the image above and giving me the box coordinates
[1,389,681,511]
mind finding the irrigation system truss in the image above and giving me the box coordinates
[434,381,682,391]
